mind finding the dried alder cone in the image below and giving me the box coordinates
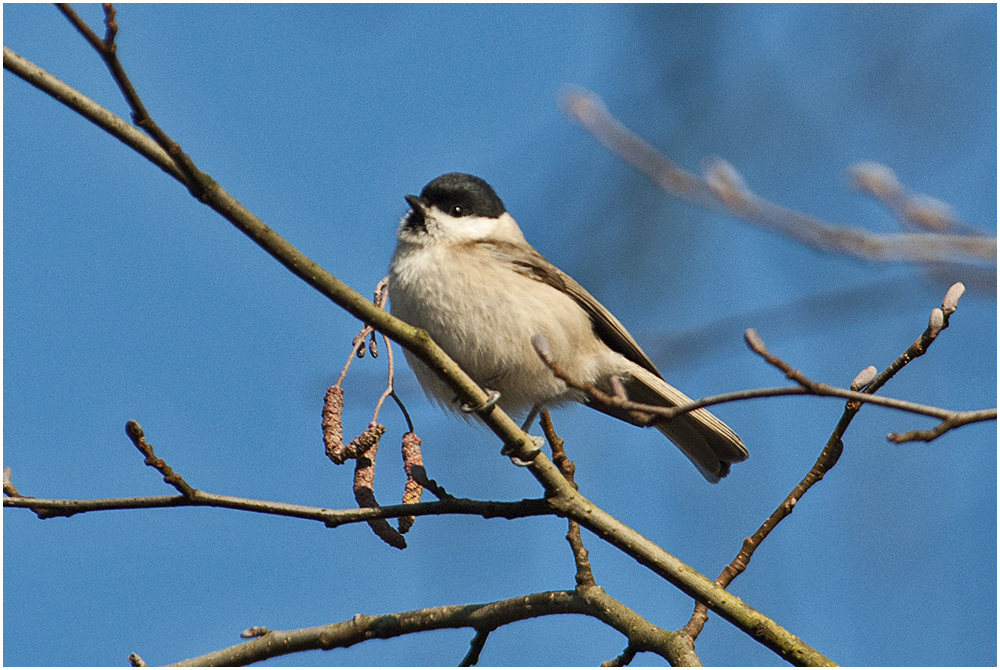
[398,432,424,534]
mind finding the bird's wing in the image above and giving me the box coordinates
[481,239,748,482]
[481,240,661,376]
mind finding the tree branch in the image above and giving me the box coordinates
[168,591,584,666]
[162,589,694,667]
[5,13,835,664]
[1,488,555,524]
[2,44,183,181]
[680,281,984,641]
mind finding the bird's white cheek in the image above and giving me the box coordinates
[445,216,494,241]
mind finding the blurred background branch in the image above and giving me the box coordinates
[562,87,995,269]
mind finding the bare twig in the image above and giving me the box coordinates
[541,410,699,666]
[371,333,397,424]
[335,279,389,386]
[743,283,994,443]
[743,328,823,392]
[680,282,984,641]
[56,3,208,195]
[574,581,696,667]
[887,408,998,443]
[124,420,196,497]
[336,333,368,387]
[849,162,981,236]
[3,45,183,180]
[862,283,963,396]
[459,629,490,667]
[4,489,552,525]
[533,329,992,444]
[603,645,638,668]
[540,411,596,588]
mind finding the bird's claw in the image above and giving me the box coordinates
[501,435,544,466]
[461,389,501,414]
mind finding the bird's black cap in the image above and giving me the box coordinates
[415,173,506,219]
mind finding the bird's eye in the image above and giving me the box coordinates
[450,205,464,217]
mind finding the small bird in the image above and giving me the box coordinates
[387,173,747,482]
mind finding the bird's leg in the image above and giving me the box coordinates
[520,405,541,432]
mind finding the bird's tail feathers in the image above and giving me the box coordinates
[590,362,748,483]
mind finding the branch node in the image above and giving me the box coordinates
[705,158,750,208]
[240,626,270,639]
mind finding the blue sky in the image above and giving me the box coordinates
[4,4,996,666]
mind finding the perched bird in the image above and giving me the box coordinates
[387,173,747,481]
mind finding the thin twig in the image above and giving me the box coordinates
[57,3,208,195]
[540,410,698,665]
[541,411,595,588]
[335,332,368,388]
[532,330,992,442]
[3,488,553,524]
[2,45,184,180]
[603,645,638,668]
[371,333,395,423]
[680,282,978,641]
[849,162,982,236]
[124,420,196,497]
[459,629,490,667]
[887,409,998,443]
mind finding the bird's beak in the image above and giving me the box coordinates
[404,195,426,212]
[402,194,428,233]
